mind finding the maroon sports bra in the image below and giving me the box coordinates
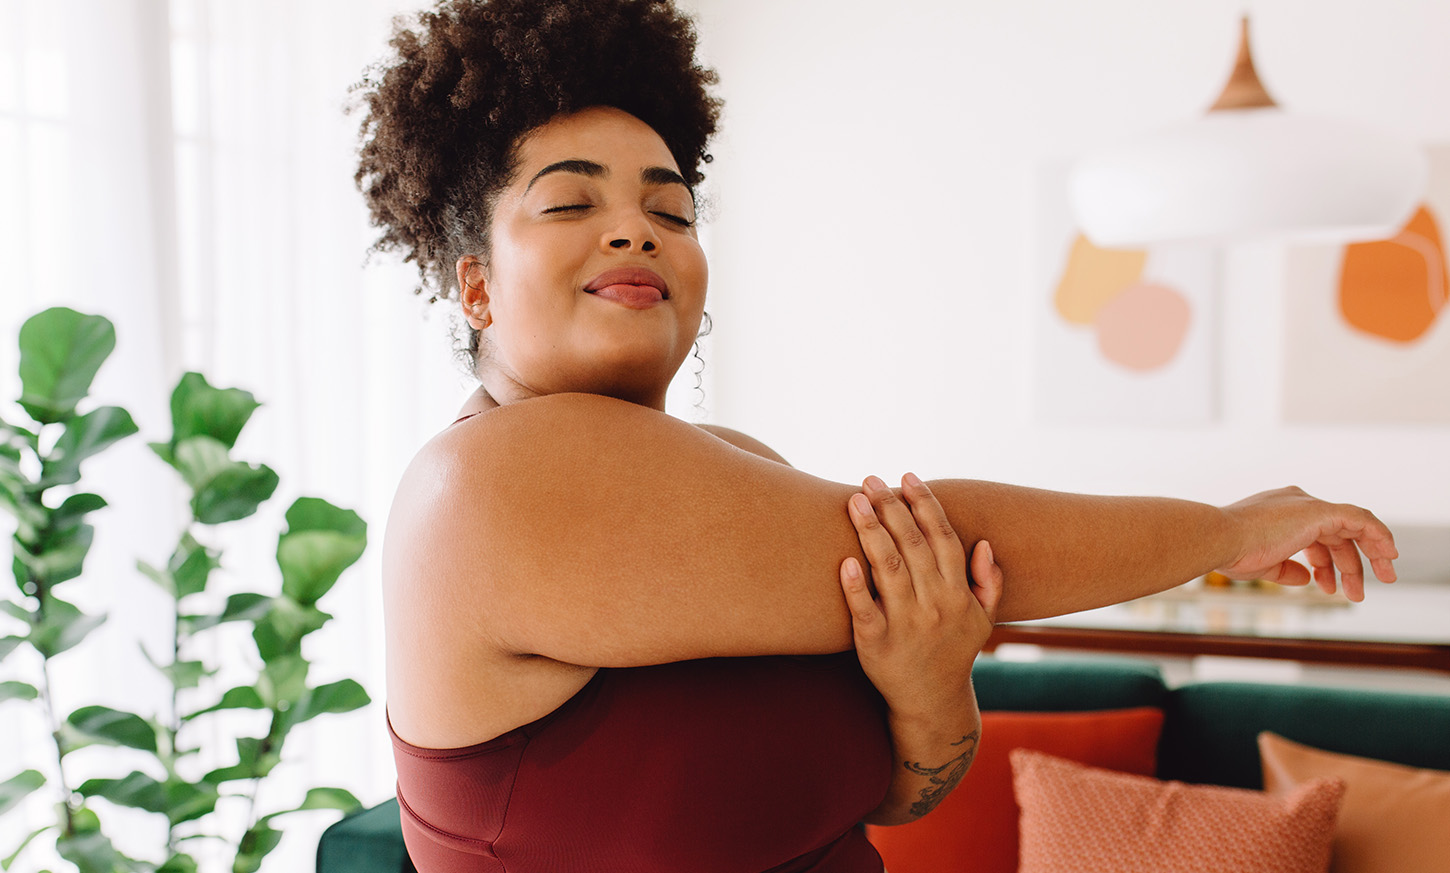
[390,653,893,872]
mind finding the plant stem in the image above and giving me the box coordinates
[39,653,77,836]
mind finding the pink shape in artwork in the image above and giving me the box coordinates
[1094,282,1191,371]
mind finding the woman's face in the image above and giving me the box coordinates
[462,106,708,410]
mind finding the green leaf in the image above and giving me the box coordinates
[79,771,218,826]
[286,679,370,730]
[278,500,367,606]
[38,406,137,489]
[65,705,158,754]
[10,555,28,596]
[204,736,280,785]
[169,436,231,490]
[170,533,220,599]
[30,598,106,658]
[232,821,282,873]
[157,853,199,873]
[144,651,209,691]
[257,655,308,710]
[192,462,278,525]
[0,681,38,703]
[2,823,55,870]
[181,592,272,633]
[136,560,175,598]
[15,522,94,586]
[57,827,130,873]
[251,598,329,662]
[0,418,38,449]
[182,685,265,722]
[0,430,30,515]
[17,308,116,425]
[77,770,165,812]
[168,373,260,450]
[260,786,363,823]
[0,636,24,663]
[147,439,174,467]
[283,497,367,539]
[0,601,31,624]
[6,501,50,556]
[277,530,366,606]
[0,770,45,816]
[50,493,107,532]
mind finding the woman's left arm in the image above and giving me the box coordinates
[840,474,1003,825]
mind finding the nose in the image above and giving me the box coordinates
[603,209,660,254]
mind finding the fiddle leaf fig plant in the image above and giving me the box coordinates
[1,308,370,873]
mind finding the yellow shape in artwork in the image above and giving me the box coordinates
[1339,204,1448,344]
[1052,234,1148,325]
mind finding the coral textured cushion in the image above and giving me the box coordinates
[1012,749,1345,873]
[1259,731,1450,873]
[865,708,1163,873]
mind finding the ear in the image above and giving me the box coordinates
[457,255,492,330]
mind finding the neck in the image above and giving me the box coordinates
[468,375,669,415]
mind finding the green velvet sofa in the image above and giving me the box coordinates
[315,657,1450,872]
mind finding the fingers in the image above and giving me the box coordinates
[861,475,943,590]
[839,557,885,644]
[1303,543,1337,595]
[849,490,913,611]
[1352,508,1398,583]
[1304,506,1395,601]
[900,473,967,583]
[969,540,1003,623]
[1260,558,1311,587]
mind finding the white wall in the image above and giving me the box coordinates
[681,0,1450,530]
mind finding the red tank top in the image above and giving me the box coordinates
[390,653,893,872]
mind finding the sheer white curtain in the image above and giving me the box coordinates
[2,0,470,869]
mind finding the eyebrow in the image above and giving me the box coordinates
[524,159,691,193]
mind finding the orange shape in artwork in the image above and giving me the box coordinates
[1053,234,1148,325]
[1338,204,1448,344]
[1095,281,1192,371]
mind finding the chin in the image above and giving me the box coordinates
[573,347,689,404]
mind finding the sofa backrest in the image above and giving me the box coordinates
[974,657,1170,711]
[975,656,1450,791]
[1159,680,1450,789]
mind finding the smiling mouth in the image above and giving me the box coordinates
[587,283,667,309]
[583,267,670,308]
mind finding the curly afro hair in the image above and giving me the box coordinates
[353,0,721,311]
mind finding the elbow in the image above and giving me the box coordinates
[862,808,923,827]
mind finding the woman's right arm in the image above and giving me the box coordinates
[385,392,1396,668]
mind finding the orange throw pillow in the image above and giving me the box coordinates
[865,708,1163,873]
[1012,749,1345,873]
[1259,731,1450,873]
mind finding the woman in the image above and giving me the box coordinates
[355,2,1398,870]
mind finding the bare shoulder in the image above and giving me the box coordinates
[386,390,861,724]
[696,423,792,467]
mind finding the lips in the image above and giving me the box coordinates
[584,267,670,309]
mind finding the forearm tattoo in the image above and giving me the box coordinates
[902,730,980,818]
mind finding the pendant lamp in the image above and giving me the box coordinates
[1070,17,1427,249]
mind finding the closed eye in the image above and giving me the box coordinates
[543,204,590,214]
[652,211,696,228]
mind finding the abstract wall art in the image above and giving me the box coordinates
[1283,145,1450,423]
[1034,165,1221,425]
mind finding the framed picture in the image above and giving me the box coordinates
[1283,145,1450,424]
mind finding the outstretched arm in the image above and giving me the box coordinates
[388,393,1397,668]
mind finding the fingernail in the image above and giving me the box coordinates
[903,472,924,490]
[851,493,873,515]
[864,475,887,493]
[844,557,862,579]
[982,541,995,565]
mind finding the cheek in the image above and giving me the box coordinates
[680,242,710,312]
